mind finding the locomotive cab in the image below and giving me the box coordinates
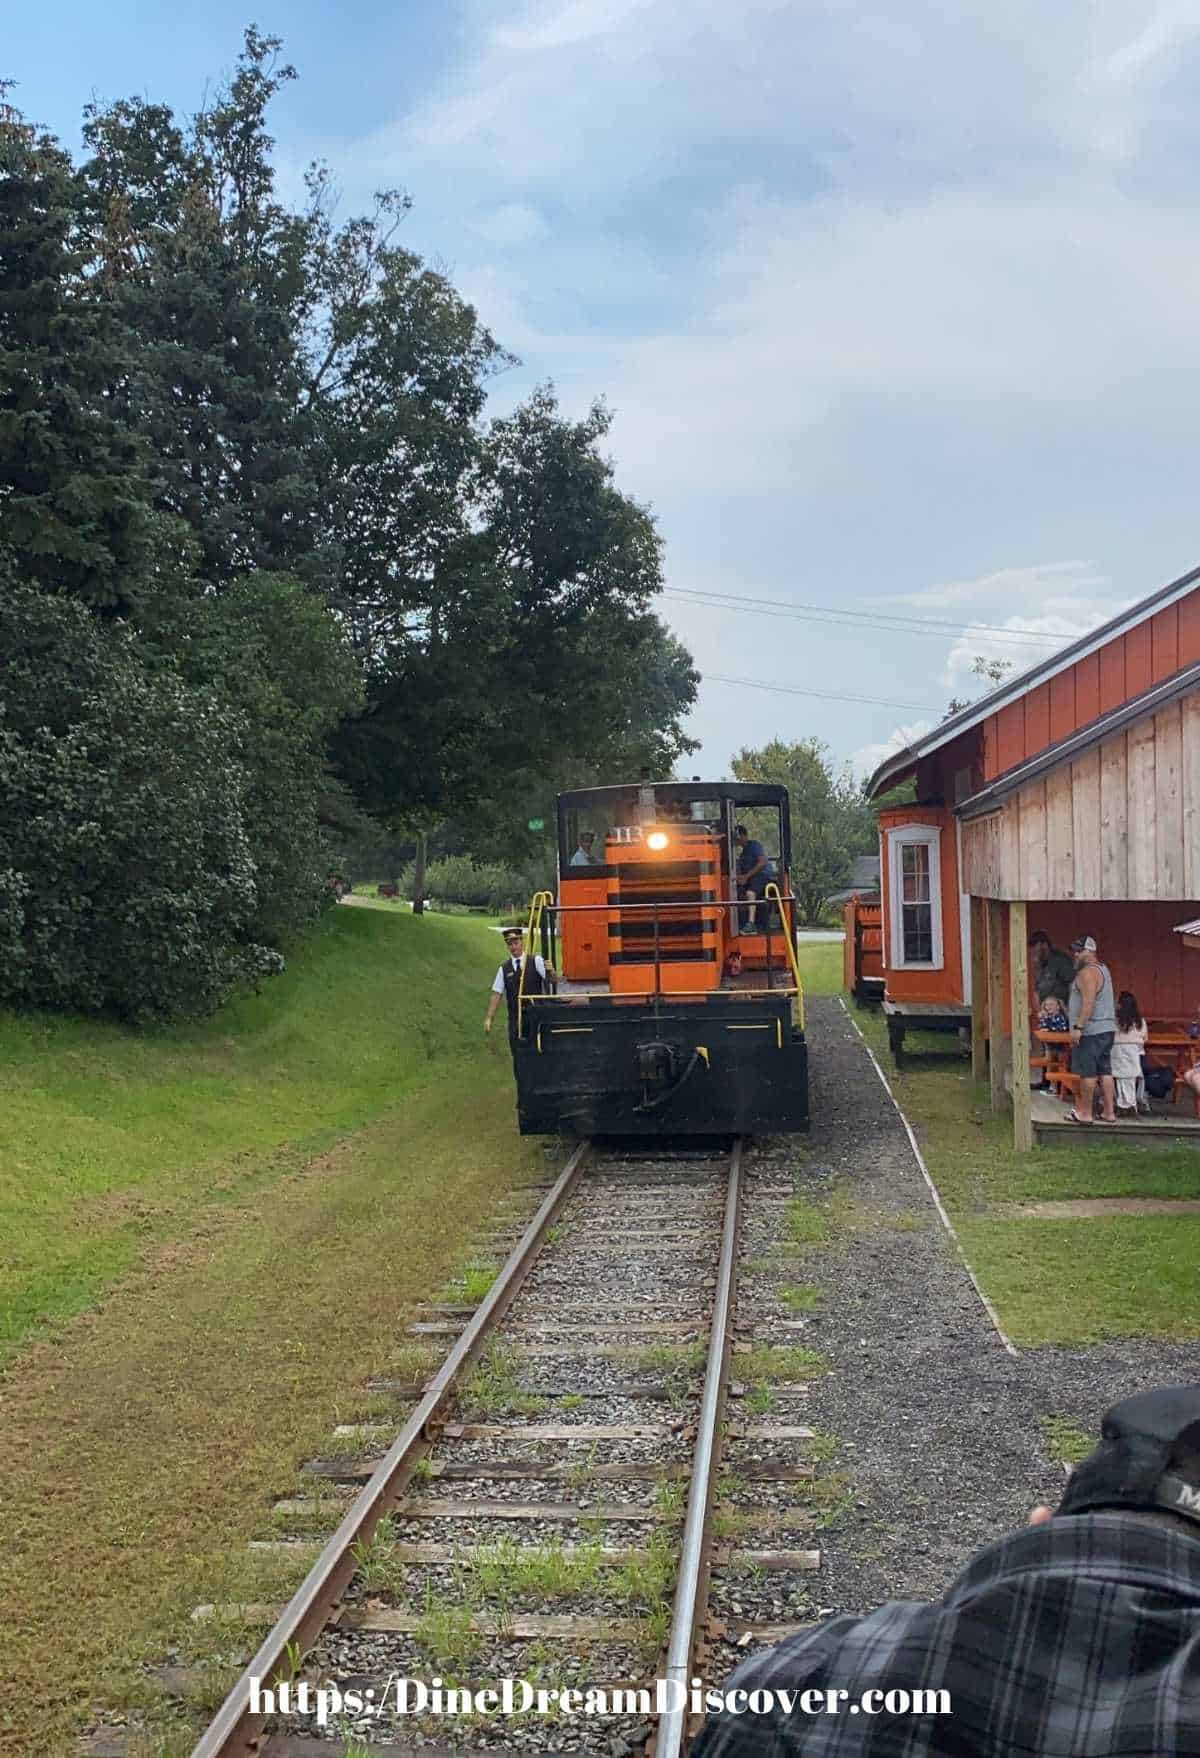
[513,781,809,1136]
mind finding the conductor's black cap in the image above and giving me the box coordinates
[1056,1385,1200,1527]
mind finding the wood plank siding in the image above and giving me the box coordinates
[979,606,1200,782]
[961,697,1200,903]
[1009,899,1200,1018]
[873,581,1200,1046]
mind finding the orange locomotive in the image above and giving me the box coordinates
[513,781,809,1136]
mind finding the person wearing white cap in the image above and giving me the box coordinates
[1067,934,1117,1124]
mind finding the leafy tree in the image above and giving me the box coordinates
[332,388,693,832]
[77,34,698,859]
[78,32,318,591]
[456,613,699,871]
[1,30,702,1022]
[731,737,876,923]
[944,654,1015,718]
[162,575,363,943]
[0,104,165,614]
[303,182,507,629]
[0,585,262,1018]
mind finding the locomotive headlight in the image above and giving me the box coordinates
[646,830,670,851]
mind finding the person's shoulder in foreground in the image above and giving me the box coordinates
[691,1384,1200,1757]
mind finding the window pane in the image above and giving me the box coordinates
[902,903,933,962]
[900,843,930,902]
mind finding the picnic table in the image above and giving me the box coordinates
[1034,1025,1200,1110]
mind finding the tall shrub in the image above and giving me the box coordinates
[0,589,263,1018]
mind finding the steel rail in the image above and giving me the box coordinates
[189,1139,592,1758]
[655,1137,743,1758]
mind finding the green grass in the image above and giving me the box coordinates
[795,940,843,997]
[1040,1415,1094,1464]
[958,1214,1200,1345]
[739,1344,826,1382]
[849,995,1200,1343]
[0,908,507,1361]
[461,1339,548,1417]
[0,908,547,1755]
[345,886,408,910]
[470,1535,606,1599]
[453,1262,500,1303]
[779,1283,824,1312]
[851,1002,1200,1208]
[786,1196,831,1245]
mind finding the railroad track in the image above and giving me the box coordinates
[98,1139,826,1758]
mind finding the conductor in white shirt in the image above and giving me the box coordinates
[484,927,556,1061]
[569,830,597,866]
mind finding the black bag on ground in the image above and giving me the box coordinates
[1142,1058,1174,1100]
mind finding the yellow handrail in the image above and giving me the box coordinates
[517,890,555,1037]
[764,882,804,1032]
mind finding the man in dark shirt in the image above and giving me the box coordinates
[735,824,777,935]
[691,1385,1200,1756]
[1028,929,1076,1090]
[1030,929,1075,1006]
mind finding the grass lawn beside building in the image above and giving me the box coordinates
[844,1001,1200,1346]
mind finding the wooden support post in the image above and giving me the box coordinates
[1009,900,1033,1152]
[970,896,988,1084]
[987,899,1006,1113]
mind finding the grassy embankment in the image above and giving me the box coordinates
[842,995,1200,1347]
[0,908,542,1756]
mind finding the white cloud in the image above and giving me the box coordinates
[850,720,934,784]
[319,0,1200,774]
[942,616,1087,690]
[1087,0,1200,91]
[490,0,658,55]
[473,202,550,248]
[877,562,1107,611]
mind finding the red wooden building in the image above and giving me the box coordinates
[865,562,1200,1146]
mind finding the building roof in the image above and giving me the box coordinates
[824,854,881,906]
[866,559,1200,800]
[1174,918,1200,939]
[954,660,1200,819]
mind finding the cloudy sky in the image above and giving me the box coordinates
[12,0,1200,780]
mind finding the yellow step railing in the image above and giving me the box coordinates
[517,890,555,1034]
[764,882,804,1032]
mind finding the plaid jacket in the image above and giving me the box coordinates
[692,1514,1200,1755]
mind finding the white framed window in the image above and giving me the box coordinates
[887,825,944,970]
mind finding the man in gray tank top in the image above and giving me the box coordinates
[1067,934,1117,1124]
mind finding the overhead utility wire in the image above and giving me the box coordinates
[664,586,1065,647]
[668,585,1058,642]
[706,673,931,712]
